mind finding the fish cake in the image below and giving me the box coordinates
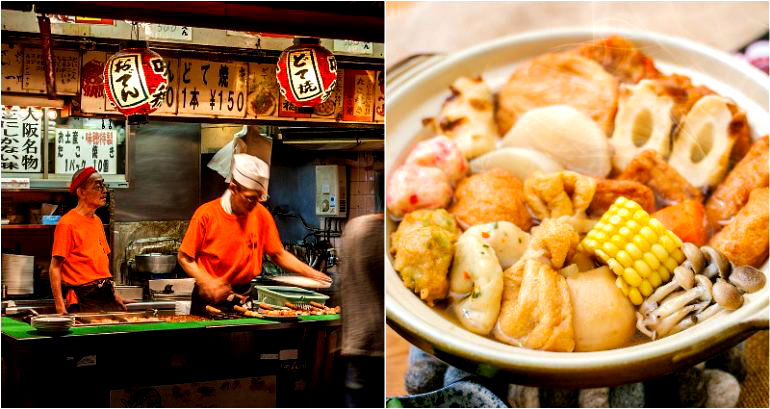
[393,226,455,306]
[589,178,656,216]
[574,36,660,84]
[450,168,533,231]
[496,52,618,136]
[617,150,703,207]
[709,187,769,268]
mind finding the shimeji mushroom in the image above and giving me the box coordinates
[712,278,743,310]
[638,275,712,339]
[701,245,730,279]
[728,265,766,293]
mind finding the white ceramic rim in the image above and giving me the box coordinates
[385,27,769,373]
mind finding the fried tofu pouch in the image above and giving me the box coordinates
[493,220,580,352]
[393,226,455,306]
[709,187,769,268]
[496,52,618,136]
[705,136,769,233]
[450,168,533,231]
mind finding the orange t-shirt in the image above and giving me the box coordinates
[51,210,112,287]
[179,199,284,285]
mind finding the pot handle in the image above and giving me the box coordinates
[742,305,769,330]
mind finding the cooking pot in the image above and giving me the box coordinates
[133,253,177,274]
[386,28,769,388]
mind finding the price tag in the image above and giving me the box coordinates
[144,24,192,42]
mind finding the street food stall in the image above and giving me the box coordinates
[1,2,384,407]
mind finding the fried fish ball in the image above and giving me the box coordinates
[390,209,459,255]
[387,164,453,218]
[706,136,769,233]
[404,135,469,184]
[449,168,533,231]
[617,150,703,207]
[574,36,660,84]
[709,187,769,268]
[393,226,455,306]
[496,52,618,136]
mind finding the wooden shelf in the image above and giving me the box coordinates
[2,224,109,229]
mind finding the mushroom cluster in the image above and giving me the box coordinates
[636,242,766,339]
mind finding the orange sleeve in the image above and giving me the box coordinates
[261,209,284,257]
[179,210,206,259]
[51,222,73,258]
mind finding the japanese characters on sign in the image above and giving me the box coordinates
[247,63,279,117]
[1,107,43,173]
[103,48,169,122]
[2,44,24,92]
[144,24,192,42]
[374,70,385,122]
[276,43,337,108]
[55,128,117,174]
[342,70,376,122]
[22,48,80,95]
[106,54,150,109]
[178,58,248,117]
[332,40,374,55]
[286,48,324,102]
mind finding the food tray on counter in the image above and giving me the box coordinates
[253,285,329,307]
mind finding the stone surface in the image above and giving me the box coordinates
[609,383,644,408]
[540,388,579,408]
[508,384,540,408]
[405,346,448,394]
[443,365,472,386]
[579,387,609,408]
[703,369,741,408]
[397,380,509,408]
[706,342,748,381]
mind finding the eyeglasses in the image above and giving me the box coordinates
[89,180,108,192]
[238,189,269,203]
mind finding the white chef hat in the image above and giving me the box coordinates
[232,153,270,192]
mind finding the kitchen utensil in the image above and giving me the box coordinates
[385,28,769,387]
[254,285,329,308]
[133,253,177,274]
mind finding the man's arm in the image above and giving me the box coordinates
[177,251,231,302]
[271,249,332,283]
[49,256,68,314]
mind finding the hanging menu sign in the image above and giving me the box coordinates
[1,107,43,172]
[374,70,385,122]
[312,68,344,120]
[246,62,279,118]
[2,43,24,92]
[177,58,248,118]
[342,70,375,122]
[55,128,117,174]
[22,48,80,95]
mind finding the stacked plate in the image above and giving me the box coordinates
[31,316,74,334]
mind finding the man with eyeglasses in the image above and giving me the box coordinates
[50,167,126,314]
[179,154,332,315]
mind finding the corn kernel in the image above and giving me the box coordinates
[594,249,610,262]
[633,210,650,225]
[634,259,652,277]
[584,239,598,251]
[625,243,643,259]
[616,250,634,268]
[602,242,620,257]
[616,276,630,295]
[650,244,668,262]
[639,279,654,297]
[643,252,661,270]
[601,223,616,235]
[649,271,662,288]
[610,235,626,249]
[671,248,686,264]
[639,226,658,243]
[664,257,679,272]
[649,218,667,236]
[616,208,632,219]
[623,267,642,287]
[623,199,640,211]
[608,259,624,276]
[659,235,677,253]
[658,266,671,282]
[666,231,683,247]
[609,215,624,226]
[628,288,643,305]
[615,196,628,205]
[593,231,608,243]
[618,226,635,241]
[632,235,651,252]
[625,220,641,232]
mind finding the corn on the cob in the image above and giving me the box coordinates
[579,197,686,305]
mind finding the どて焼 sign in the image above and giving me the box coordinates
[177,58,248,117]
[55,128,117,174]
[1,107,43,172]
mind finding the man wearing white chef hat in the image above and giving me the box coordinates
[179,153,332,315]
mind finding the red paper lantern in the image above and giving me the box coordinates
[103,45,168,125]
[276,40,337,108]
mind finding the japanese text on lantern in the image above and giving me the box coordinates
[1,107,43,172]
[286,49,322,102]
[55,128,117,174]
[108,54,149,109]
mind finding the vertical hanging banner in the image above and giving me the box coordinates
[342,70,375,122]
[55,128,117,174]
[246,62,279,118]
[374,71,385,122]
[1,107,43,172]
[177,58,248,118]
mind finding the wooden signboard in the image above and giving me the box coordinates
[1,106,43,173]
[177,58,248,118]
[2,43,25,92]
[342,69,375,122]
[246,62,279,118]
[374,70,385,122]
[311,68,344,120]
[80,51,109,113]
[23,48,80,95]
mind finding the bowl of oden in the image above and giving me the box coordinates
[385,28,768,387]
